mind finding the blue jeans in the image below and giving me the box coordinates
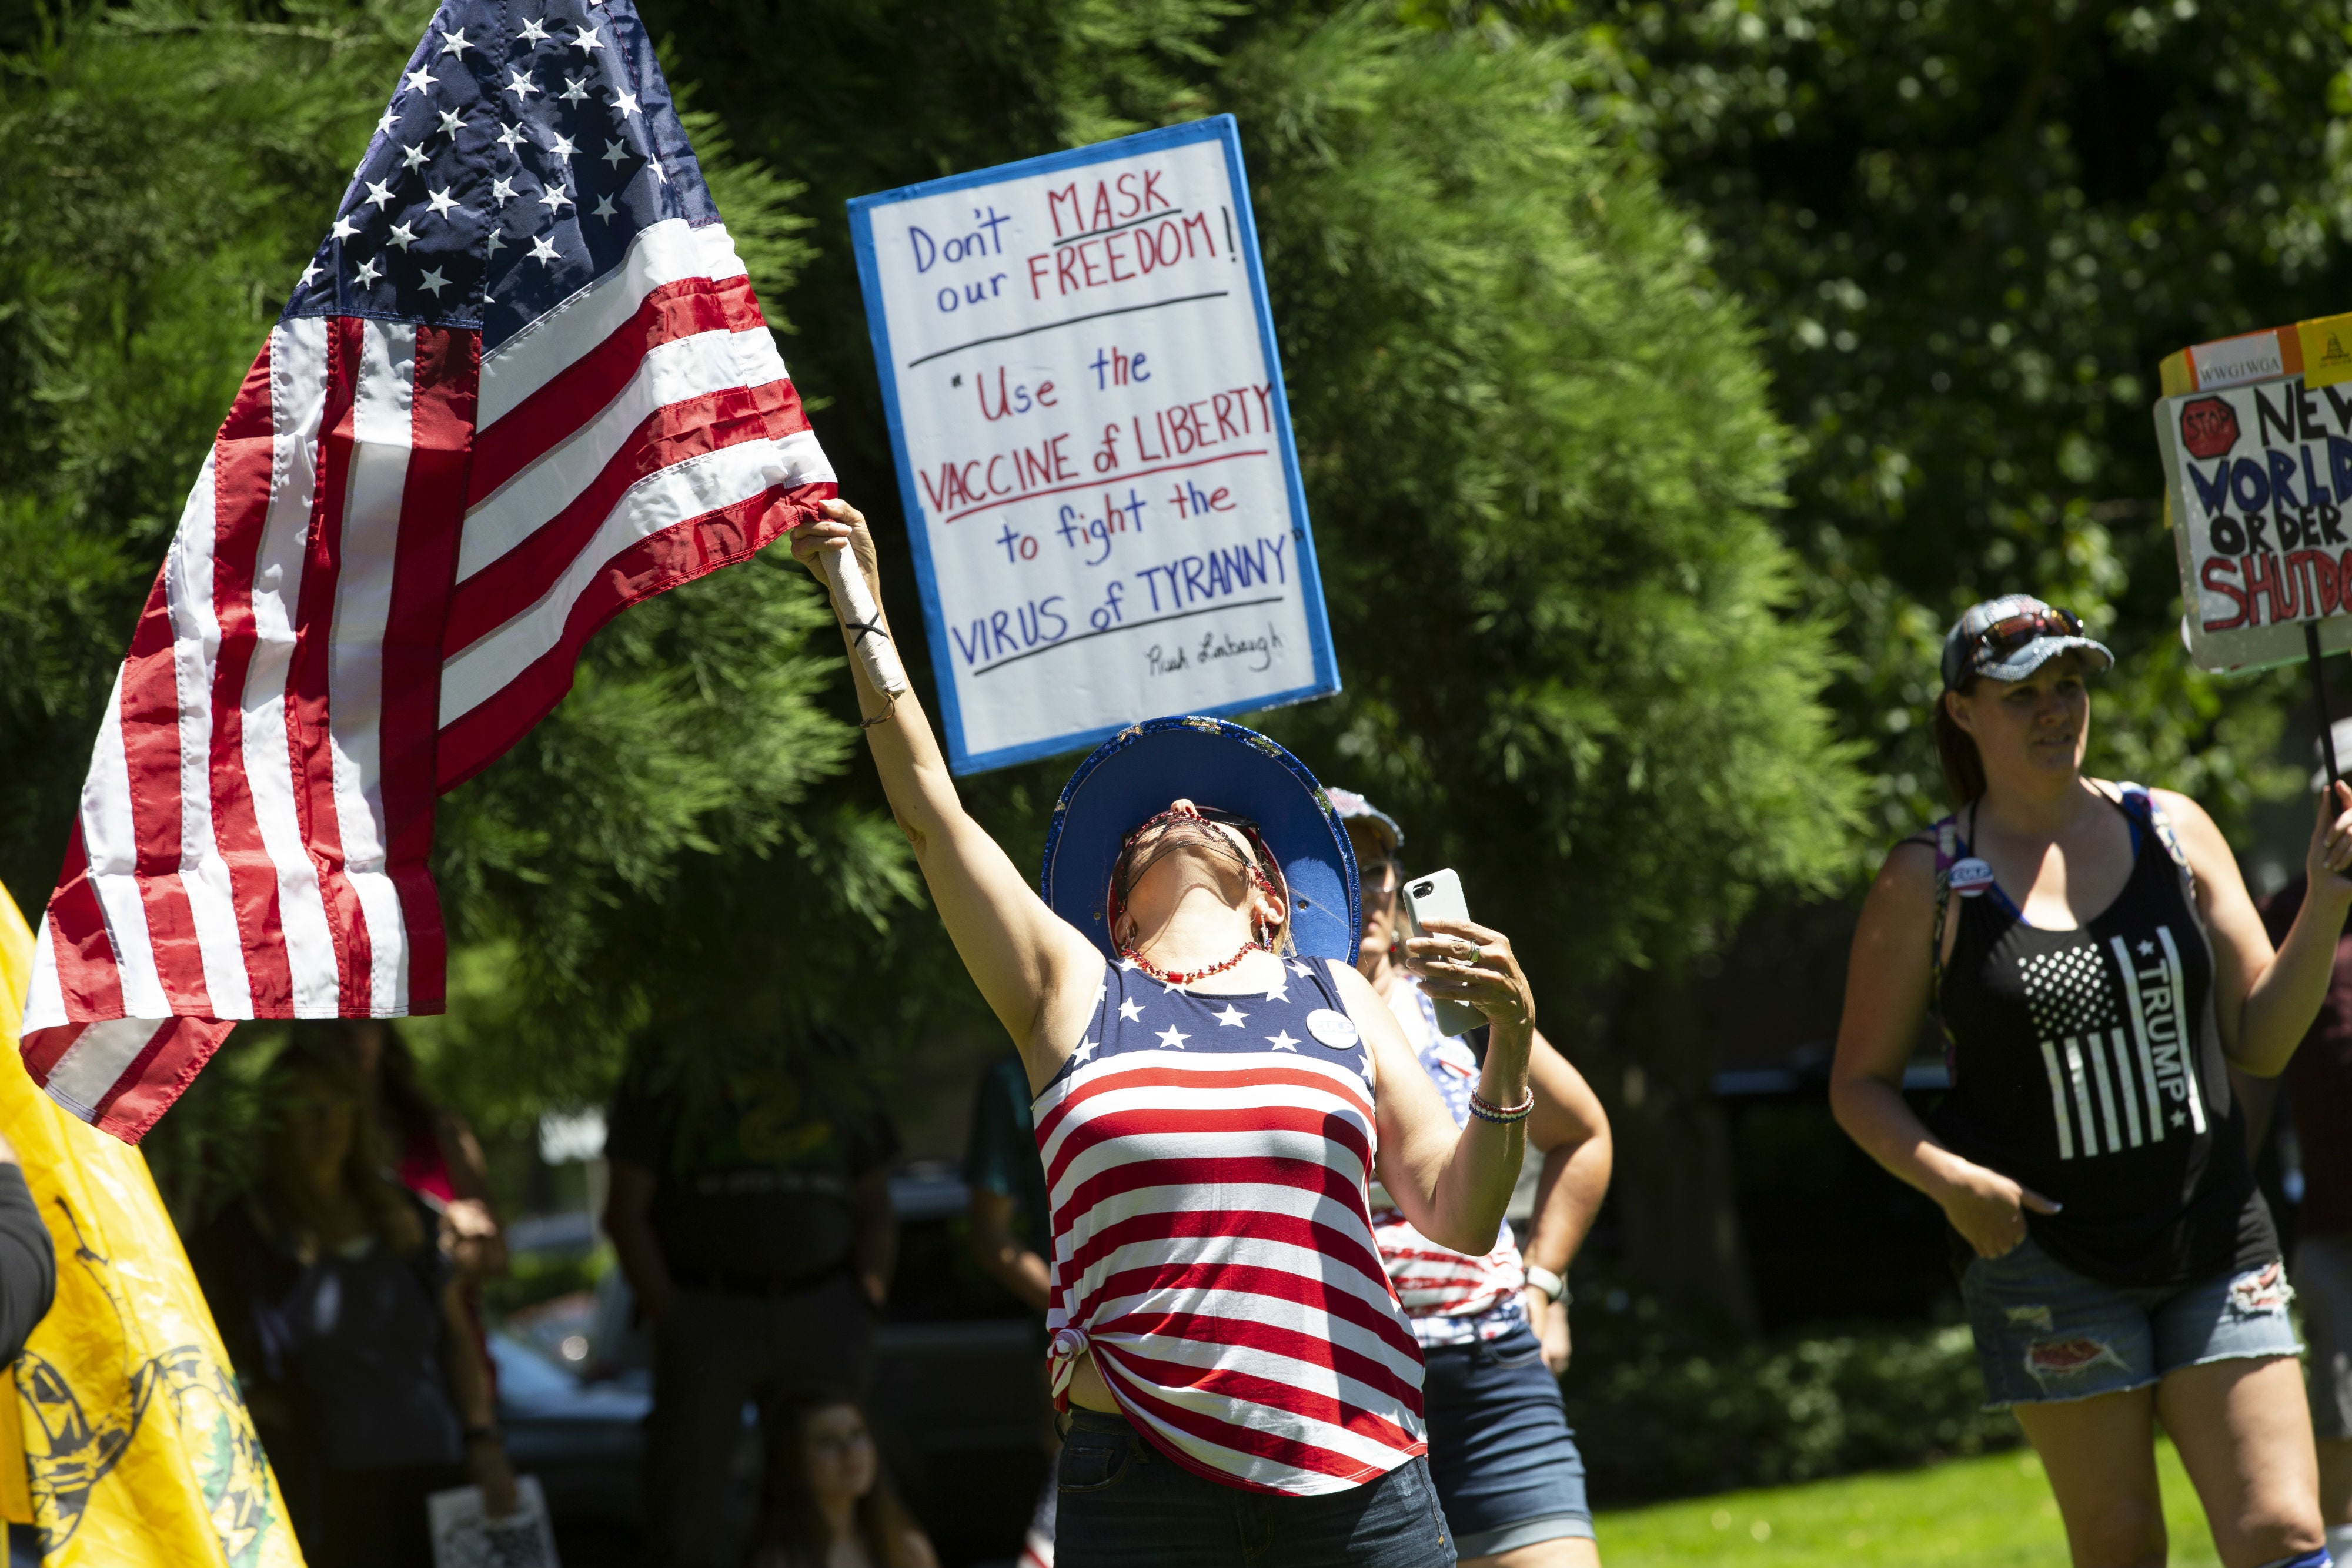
[1054,1410,1456,1567]
[1420,1323,1592,1557]
[1960,1237,2301,1408]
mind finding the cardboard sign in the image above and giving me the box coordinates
[429,1476,560,1568]
[2157,312,2352,670]
[848,116,1338,774]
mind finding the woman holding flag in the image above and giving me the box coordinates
[792,499,1535,1565]
[1833,594,2352,1568]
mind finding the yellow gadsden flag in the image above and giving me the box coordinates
[0,879,300,1567]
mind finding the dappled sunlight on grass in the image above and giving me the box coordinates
[1596,1438,2222,1566]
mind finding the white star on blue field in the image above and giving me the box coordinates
[283,0,704,350]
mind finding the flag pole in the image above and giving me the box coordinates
[2309,619,2340,788]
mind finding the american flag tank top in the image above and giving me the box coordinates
[1033,956,1429,1495]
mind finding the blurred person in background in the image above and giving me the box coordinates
[967,1052,1052,1315]
[2259,716,2352,1567]
[334,1018,507,1410]
[1834,597,2349,1568]
[339,1019,506,1285]
[0,1128,54,1365]
[1331,789,1615,1567]
[603,1023,900,1568]
[744,1394,937,1568]
[187,1036,516,1567]
[967,1054,1057,1566]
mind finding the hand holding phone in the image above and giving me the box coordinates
[1402,869,1485,1038]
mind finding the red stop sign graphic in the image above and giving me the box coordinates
[2180,396,2240,461]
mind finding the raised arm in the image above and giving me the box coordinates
[1358,918,1536,1255]
[2157,783,2352,1077]
[1829,841,2057,1258]
[789,501,1102,1074]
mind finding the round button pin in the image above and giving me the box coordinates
[1306,1009,1360,1049]
[1950,857,1996,896]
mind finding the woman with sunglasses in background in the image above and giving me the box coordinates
[792,500,1536,1566]
[1833,594,2352,1568]
[1331,790,1613,1567]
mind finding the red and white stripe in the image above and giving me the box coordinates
[1371,981,1526,1346]
[1035,971,1428,1496]
[439,218,830,787]
[21,219,830,1141]
[1370,1208,1526,1345]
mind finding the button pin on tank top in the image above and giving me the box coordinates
[1306,1009,1361,1049]
[1950,857,1996,897]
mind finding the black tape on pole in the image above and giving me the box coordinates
[2309,620,2340,788]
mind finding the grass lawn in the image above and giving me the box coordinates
[1595,1439,2222,1566]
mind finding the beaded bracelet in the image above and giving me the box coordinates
[1467,1087,1534,1124]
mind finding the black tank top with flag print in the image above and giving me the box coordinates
[1929,783,2277,1288]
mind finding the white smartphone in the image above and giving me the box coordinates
[1401,868,1485,1039]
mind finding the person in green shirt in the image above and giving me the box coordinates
[966,1055,1051,1314]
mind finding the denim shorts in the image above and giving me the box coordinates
[1054,1409,1454,1567]
[1960,1236,2300,1408]
[1419,1323,1593,1557]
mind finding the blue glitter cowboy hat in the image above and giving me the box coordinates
[1040,716,1361,965]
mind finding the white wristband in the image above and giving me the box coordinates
[1525,1265,1568,1305]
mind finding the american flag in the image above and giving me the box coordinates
[18,0,833,1140]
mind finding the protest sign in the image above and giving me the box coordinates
[848,116,1338,774]
[2156,312,2352,673]
[429,1477,559,1568]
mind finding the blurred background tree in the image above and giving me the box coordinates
[6,0,2347,1324]
[1432,0,2352,841]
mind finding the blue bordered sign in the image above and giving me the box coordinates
[847,116,1340,775]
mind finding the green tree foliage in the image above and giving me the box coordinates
[1227,11,1862,981]
[1428,0,2352,842]
[656,0,1865,982]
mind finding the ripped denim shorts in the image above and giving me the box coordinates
[1960,1237,2301,1409]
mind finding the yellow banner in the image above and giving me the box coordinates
[2300,311,2352,389]
[0,882,302,1567]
